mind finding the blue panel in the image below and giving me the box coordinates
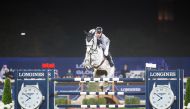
[146,70,183,109]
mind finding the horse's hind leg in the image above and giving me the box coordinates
[94,70,106,92]
[104,67,115,92]
[99,70,111,92]
[93,69,101,91]
[107,66,115,78]
[98,74,106,92]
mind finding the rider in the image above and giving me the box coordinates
[89,27,114,67]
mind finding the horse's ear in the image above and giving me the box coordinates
[84,30,88,36]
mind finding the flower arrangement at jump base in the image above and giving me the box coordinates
[1,78,13,109]
[185,78,190,109]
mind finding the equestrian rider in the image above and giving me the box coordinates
[89,27,114,67]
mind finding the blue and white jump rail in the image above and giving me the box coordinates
[55,91,145,95]
[51,77,145,82]
[56,104,146,108]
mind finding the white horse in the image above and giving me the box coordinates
[82,32,115,91]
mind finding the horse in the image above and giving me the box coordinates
[82,31,115,91]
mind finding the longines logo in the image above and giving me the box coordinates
[19,72,45,77]
[150,72,176,77]
[121,88,141,92]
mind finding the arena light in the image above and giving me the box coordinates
[20,32,26,36]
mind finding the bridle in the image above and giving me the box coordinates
[89,38,98,53]
[86,37,98,65]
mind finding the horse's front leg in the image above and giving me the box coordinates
[93,69,97,77]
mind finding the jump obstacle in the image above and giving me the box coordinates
[57,104,146,108]
[51,77,145,82]
[14,69,184,109]
[55,91,145,95]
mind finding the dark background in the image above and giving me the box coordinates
[0,0,190,57]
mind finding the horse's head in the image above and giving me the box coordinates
[83,30,104,69]
[84,30,98,54]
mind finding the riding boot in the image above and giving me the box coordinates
[105,54,114,67]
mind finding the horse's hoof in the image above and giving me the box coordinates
[99,86,104,92]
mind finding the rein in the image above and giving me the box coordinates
[94,57,106,69]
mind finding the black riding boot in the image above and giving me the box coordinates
[105,54,114,67]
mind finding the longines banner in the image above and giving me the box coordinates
[146,69,184,109]
[14,69,52,109]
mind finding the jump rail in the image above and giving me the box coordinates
[50,78,145,82]
[55,91,145,95]
[56,104,146,108]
